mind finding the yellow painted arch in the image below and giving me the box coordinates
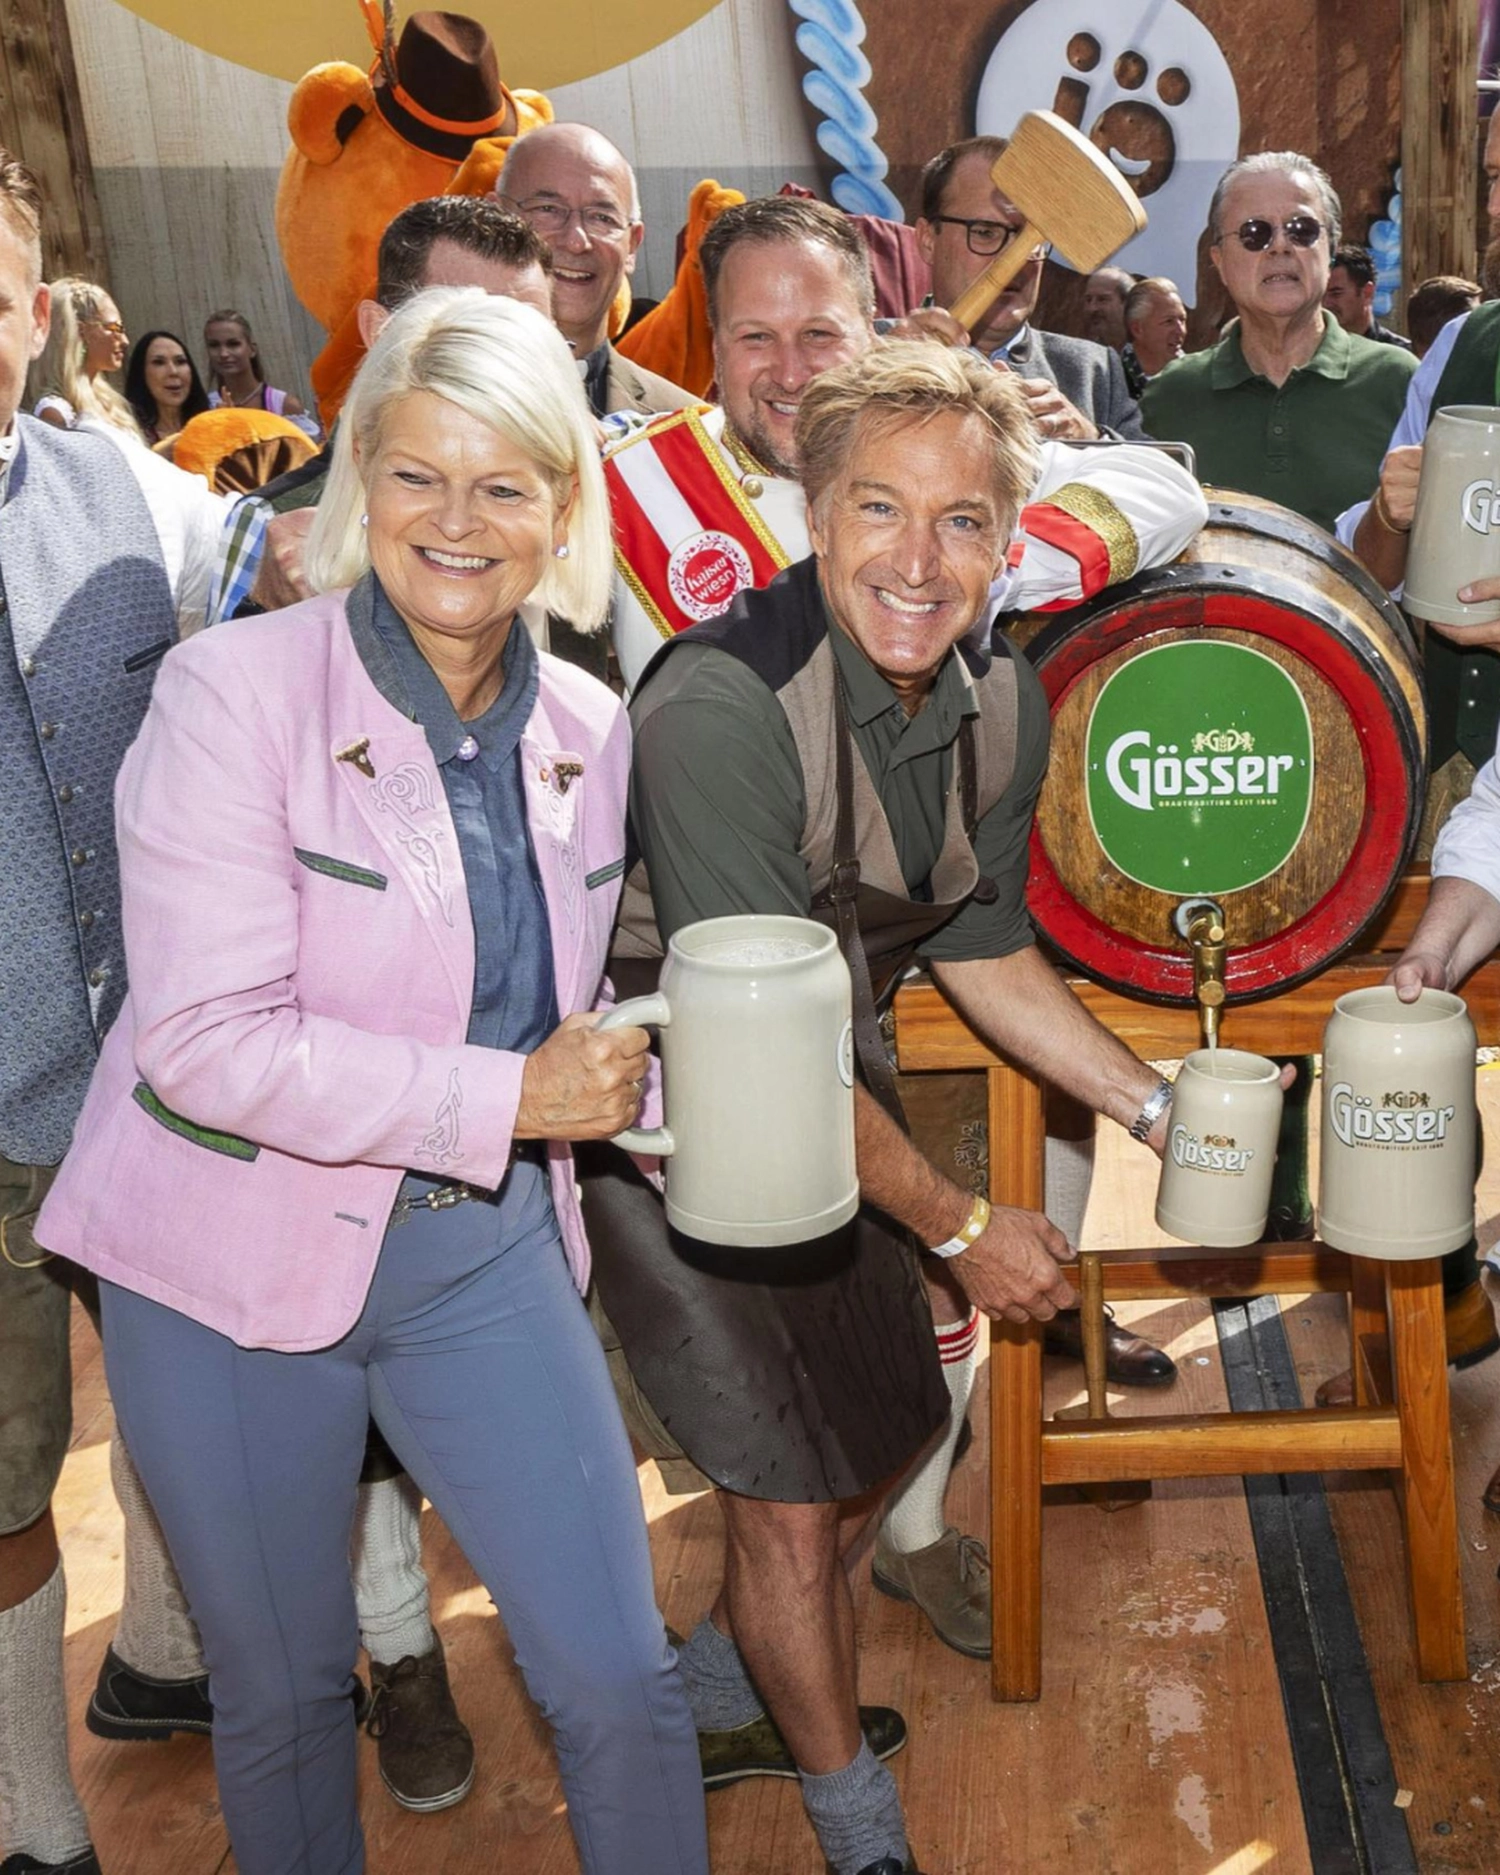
[115,0,722,89]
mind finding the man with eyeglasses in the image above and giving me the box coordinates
[912,136,1149,442]
[496,122,695,420]
[1141,151,1415,535]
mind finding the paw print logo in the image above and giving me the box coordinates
[974,0,1241,307]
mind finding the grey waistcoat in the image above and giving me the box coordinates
[0,418,177,1163]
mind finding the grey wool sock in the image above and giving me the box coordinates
[799,1741,908,1875]
[351,1472,435,1667]
[673,1617,765,1729]
[108,1430,205,1682]
[0,1560,93,1866]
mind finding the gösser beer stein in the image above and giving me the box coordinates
[1155,1049,1283,1248]
[1318,986,1477,1260]
[595,913,858,1249]
[1403,404,1500,629]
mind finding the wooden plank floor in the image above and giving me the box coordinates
[51,1071,1500,1872]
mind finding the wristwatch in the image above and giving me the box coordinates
[1128,1078,1174,1142]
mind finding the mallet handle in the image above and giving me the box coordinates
[948,221,1042,336]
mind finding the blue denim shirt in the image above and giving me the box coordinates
[368,579,558,1056]
[348,577,559,1214]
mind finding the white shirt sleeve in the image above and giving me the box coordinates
[33,393,76,428]
[1334,311,1466,548]
[117,444,232,638]
[1000,437,1209,613]
[1432,728,1500,906]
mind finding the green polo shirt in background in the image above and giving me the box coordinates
[1141,314,1416,534]
[629,614,1050,962]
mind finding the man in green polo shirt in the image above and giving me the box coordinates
[1142,151,1415,534]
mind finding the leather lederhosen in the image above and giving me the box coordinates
[582,645,1010,1502]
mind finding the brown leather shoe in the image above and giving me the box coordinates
[871,1525,991,1659]
[1043,1307,1177,1387]
[367,1634,475,1813]
[1315,1280,1499,1407]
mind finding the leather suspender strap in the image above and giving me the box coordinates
[827,678,903,1118]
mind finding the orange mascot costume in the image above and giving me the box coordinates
[275,2,552,424]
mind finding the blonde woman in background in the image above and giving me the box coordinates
[31,276,141,438]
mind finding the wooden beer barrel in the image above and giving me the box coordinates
[1017,490,1427,1003]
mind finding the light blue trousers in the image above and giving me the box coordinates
[101,1164,709,1875]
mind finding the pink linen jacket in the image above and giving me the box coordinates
[37,589,635,1352]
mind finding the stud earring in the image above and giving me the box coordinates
[360,514,369,528]
[554,542,570,559]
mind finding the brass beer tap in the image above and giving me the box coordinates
[1174,898,1227,1050]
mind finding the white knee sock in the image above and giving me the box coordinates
[0,1561,93,1865]
[880,1308,980,1553]
[351,1472,434,1666]
[1044,1128,1096,1250]
[108,1430,204,1681]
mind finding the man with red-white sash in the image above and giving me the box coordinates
[597,195,1207,1681]
[604,197,1203,691]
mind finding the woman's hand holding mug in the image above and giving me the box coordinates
[515,1013,650,1140]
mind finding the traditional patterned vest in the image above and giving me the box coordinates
[1425,304,1500,767]
[0,419,177,1162]
[615,557,1022,957]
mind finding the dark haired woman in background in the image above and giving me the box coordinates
[125,329,211,447]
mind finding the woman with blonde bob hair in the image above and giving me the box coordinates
[32,274,141,437]
[36,287,710,1875]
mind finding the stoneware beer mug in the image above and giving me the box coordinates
[1319,985,1477,1259]
[1155,1048,1283,1248]
[595,913,858,1248]
[1403,404,1500,628]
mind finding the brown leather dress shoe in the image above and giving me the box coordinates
[1315,1279,1499,1407]
[367,1634,475,1813]
[1043,1307,1177,1386]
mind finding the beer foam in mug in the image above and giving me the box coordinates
[701,937,817,965]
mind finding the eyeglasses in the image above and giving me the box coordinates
[1222,216,1325,252]
[928,215,1042,258]
[501,196,634,242]
[84,318,126,336]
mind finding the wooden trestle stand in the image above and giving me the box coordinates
[892,871,1497,1700]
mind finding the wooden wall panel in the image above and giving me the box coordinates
[0,0,108,279]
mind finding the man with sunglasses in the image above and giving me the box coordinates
[1141,152,1415,535]
[913,136,1149,442]
[496,122,695,419]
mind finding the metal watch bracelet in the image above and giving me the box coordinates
[1128,1077,1174,1142]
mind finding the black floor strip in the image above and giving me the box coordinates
[1213,1295,1418,1874]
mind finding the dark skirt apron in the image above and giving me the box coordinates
[583,705,990,1503]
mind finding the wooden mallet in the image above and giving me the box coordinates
[947,110,1148,336]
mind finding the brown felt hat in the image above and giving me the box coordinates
[373,12,508,160]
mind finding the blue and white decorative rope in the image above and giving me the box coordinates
[1367,166,1402,320]
[787,0,903,220]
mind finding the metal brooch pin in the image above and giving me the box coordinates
[554,761,585,794]
[336,737,375,779]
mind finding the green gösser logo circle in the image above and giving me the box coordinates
[1085,642,1314,895]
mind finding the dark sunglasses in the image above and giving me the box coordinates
[1223,215,1324,252]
